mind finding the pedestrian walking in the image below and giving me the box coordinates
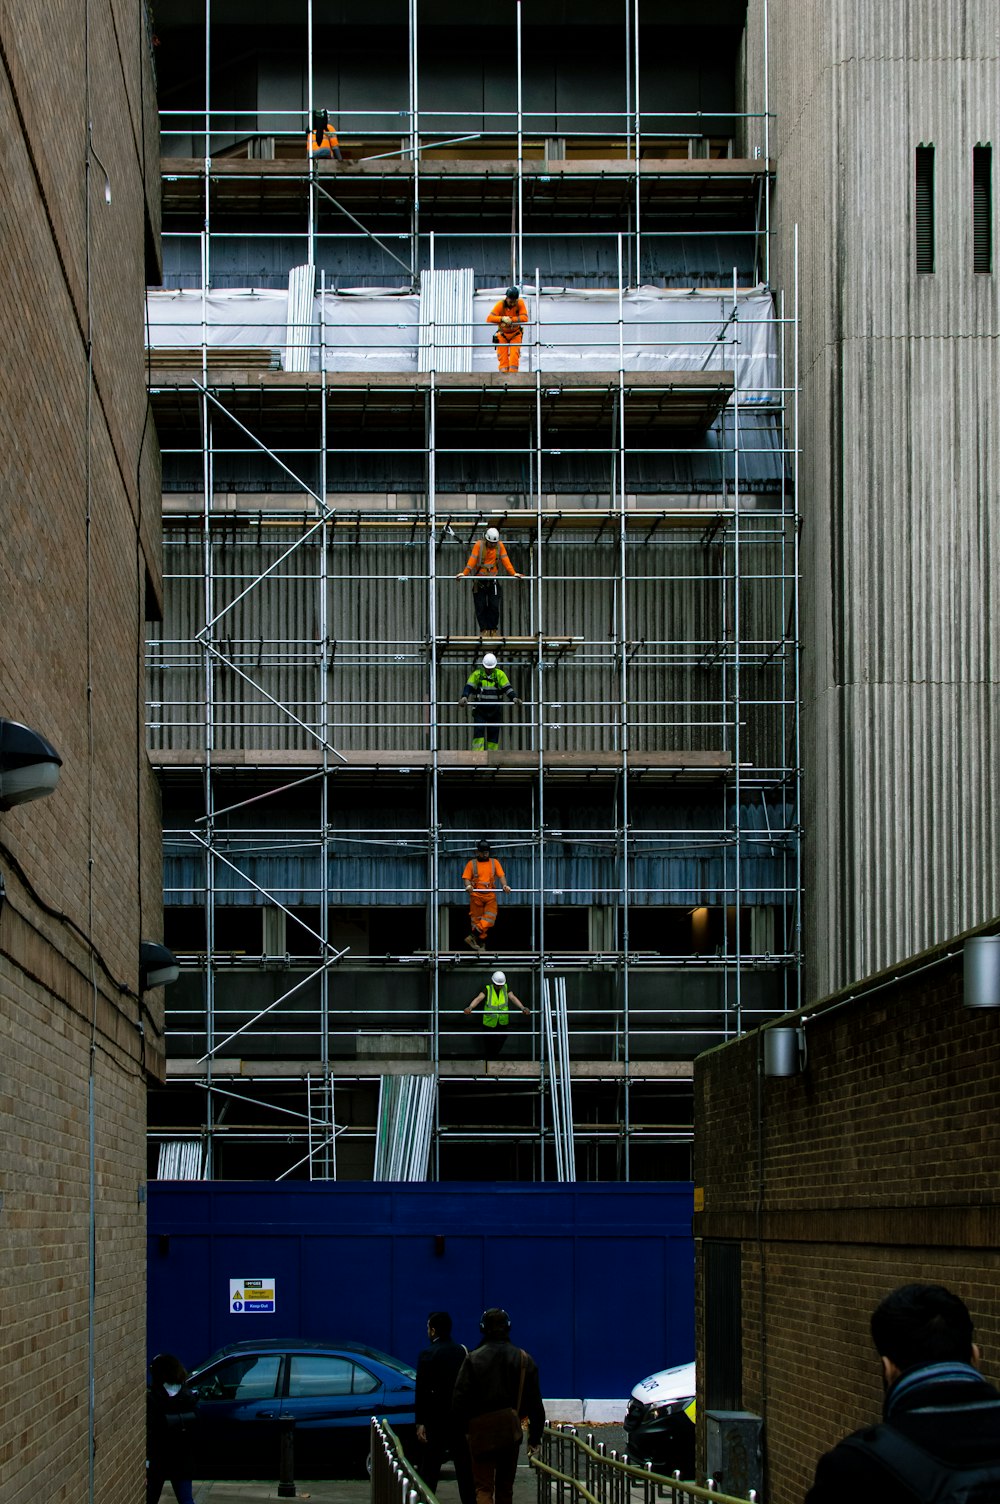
[452,1308,545,1504]
[464,971,530,1059]
[456,527,522,637]
[146,1353,197,1504]
[806,1283,1000,1502]
[415,1311,476,1504]
[487,288,530,373]
[462,840,511,952]
[460,653,522,751]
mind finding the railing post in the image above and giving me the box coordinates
[277,1418,296,1497]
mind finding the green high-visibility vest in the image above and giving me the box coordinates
[482,983,509,1029]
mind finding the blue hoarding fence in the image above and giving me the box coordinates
[148,1181,693,1399]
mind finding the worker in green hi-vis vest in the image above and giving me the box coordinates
[464,970,530,1059]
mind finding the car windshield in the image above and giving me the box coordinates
[359,1347,416,1380]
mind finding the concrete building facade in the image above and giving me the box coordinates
[0,3,163,1499]
[744,1,1000,995]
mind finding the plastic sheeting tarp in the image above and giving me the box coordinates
[147,285,778,397]
[163,797,795,909]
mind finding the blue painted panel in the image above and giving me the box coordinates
[148,1183,693,1397]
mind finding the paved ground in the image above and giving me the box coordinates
[192,1456,538,1504]
[191,1427,629,1504]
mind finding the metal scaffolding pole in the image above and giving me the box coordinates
[731,265,743,1038]
[409,0,420,285]
[616,232,631,1176]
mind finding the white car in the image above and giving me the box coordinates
[623,1361,696,1475]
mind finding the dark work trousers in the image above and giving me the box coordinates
[482,1027,508,1058]
[472,705,503,751]
[473,580,502,631]
[420,1425,476,1504]
[470,1443,520,1504]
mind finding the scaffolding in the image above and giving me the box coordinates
[146,0,798,1183]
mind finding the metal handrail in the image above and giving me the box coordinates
[371,1417,439,1504]
[535,1426,758,1504]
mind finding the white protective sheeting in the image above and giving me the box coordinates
[471,287,777,395]
[318,288,419,372]
[284,264,315,372]
[418,267,475,373]
[146,285,778,398]
[147,288,289,349]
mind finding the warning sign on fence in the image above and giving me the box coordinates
[230,1277,276,1314]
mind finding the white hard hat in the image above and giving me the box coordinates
[492,971,506,986]
[485,527,500,543]
[482,653,497,670]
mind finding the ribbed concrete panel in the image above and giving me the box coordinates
[747,0,1000,995]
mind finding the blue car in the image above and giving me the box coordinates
[186,1338,416,1479]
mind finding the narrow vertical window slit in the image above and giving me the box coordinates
[974,144,992,274]
[915,145,935,274]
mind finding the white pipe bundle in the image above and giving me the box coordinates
[156,1140,204,1180]
[284,263,316,372]
[374,1074,436,1181]
[542,977,576,1182]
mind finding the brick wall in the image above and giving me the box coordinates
[0,2,161,1500]
[694,933,1000,1502]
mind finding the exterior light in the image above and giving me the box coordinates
[140,941,180,991]
[964,937,1000,1009]
[0,719,62,810]
[763,1025,806,1077]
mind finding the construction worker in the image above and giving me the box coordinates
[464,970,530,1058]
[462,840,511,952]
[486,286,529,373]
[460,653,521,751]
[456,526,522,637]
[307,109,342,161]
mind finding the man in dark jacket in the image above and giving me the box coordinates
[415,1311,475,1504]
[452,1308,545,1504]
[806,1284,1000,1502]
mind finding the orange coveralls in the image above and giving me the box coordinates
[461,539,518,578]
[487,298,530,371]
[307,125,340,159]
[462,856,508,944]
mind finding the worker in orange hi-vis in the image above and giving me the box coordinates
[307,108,342,161]
[461,839,512,952]
[486,286,530,373]
[455,526,522,636]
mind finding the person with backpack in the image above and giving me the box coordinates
[806,1284,1000,1502]
[452,1308,545,1504]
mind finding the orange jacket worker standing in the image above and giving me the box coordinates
[487,287,529,372]
[462,839,511,951]
[456,527,521,635]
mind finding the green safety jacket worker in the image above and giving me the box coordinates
[482,983,510,1028]
[463,667,517,703]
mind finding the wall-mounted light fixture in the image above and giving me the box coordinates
[140,941,180,991]
[764,1025,807,1077]
[964,936,1000,1009]
[0,719,62,810]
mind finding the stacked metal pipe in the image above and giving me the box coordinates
[542,977,576,1181]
